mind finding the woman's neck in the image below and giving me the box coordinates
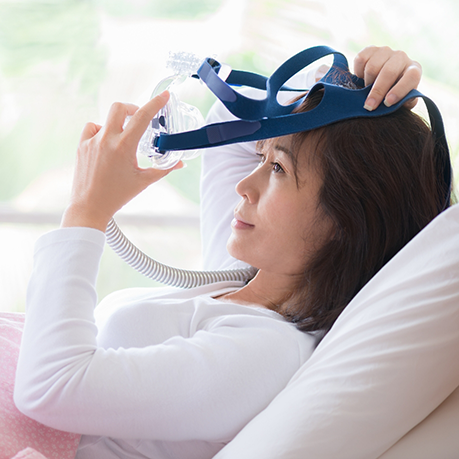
[215,269,300,311]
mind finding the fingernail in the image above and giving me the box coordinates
[364,98,376,111]
[384,94,397,107]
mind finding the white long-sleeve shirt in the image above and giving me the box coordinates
[15,227,315,459]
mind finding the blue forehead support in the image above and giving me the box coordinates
[154,45,451,210]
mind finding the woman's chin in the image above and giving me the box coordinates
[227,238,251,265]
[227,242,263,271]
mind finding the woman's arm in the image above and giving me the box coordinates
[15,226,310,440]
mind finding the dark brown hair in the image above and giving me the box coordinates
[275,85,453,334]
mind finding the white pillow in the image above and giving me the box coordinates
[214,204,459,459]
[377,385,459,458]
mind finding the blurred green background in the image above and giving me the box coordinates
[1,0,458,310]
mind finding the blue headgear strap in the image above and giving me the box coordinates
[154,46,452,210]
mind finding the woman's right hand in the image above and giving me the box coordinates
[354,45,422,111]
[61,91,183,232]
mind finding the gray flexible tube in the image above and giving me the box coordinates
[106,218,257,289]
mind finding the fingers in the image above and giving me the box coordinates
[363,51,406,111]
[137,160,185,190]
[354,46,422,111]
[80,122,102,142]
[402,97,419,110]
[67,92,179,231]
[138,165,173,186]
[84,91,170,166]
[122,91,170,146]
[103,102,139,135]
[384,62,421,108]
[354,45,395,86]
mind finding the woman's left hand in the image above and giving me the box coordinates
[61,91,182,232]
[354,45,422,111]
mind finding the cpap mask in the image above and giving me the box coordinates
[112,45,452,288]
[134,52,208,169]
[132,50,315,169]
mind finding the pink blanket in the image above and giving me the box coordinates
[0,312,81,459]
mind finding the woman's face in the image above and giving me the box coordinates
[227,135,330,276]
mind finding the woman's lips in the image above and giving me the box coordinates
[231,217,255,230]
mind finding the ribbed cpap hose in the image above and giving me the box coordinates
[105,218,258,289]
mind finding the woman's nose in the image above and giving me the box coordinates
[235,169,260,203]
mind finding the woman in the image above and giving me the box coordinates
[14,46,442,458]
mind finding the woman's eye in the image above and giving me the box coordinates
[271,162,284,173]
[256,153,284,173]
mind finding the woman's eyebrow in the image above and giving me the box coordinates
[274,144,294,159]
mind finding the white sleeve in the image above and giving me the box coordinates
[14,228,308,442]
[200,98,259,271]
